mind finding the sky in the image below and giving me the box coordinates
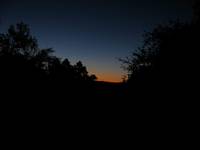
[0,0,193,82]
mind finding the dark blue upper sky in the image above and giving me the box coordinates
[0,0,193,81]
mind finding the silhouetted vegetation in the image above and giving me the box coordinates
[1,2,199,145]
[1,2,199,141]
[1,1,199,103]
[0,22,97,100]
[120,1,200,100]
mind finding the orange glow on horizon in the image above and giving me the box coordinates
[94,72,122,83]
[88,66,123,83]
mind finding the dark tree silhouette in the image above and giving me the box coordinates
[120,2,200,99]
[0,22,97,100]
[0,22,38,57]
[193,0,200,22]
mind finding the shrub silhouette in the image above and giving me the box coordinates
[121,3,200,99]
[0,22,97,99]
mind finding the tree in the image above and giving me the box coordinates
[0,22,98,95]
[89,74,97,81]
[193,0,200,22]
[120,2,200,96]
[73,61,97,82]
[74,61,89,79]
[33,48,54,70]
[0,22,38,57]
[62,58,71,69]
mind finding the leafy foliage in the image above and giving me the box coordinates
[120,2,200,98]
[0,22,97,97]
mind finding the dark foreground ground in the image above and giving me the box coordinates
[1,79,194,145]
[93,81,126,98]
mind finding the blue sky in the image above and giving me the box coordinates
[0,0,193,81]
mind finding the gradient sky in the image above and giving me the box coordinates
[0,0,193,82]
